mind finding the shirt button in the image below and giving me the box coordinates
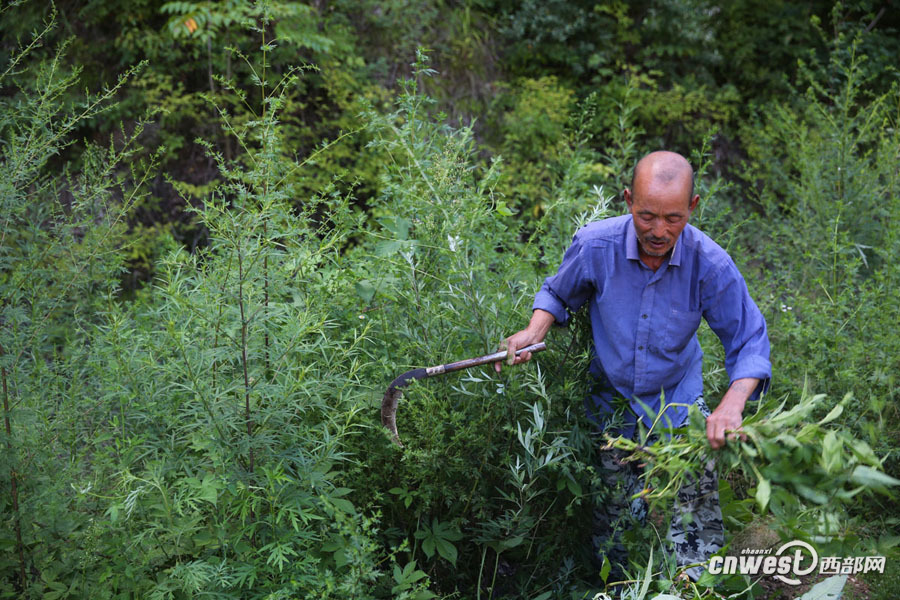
[642,314,648,319]
[638,345,644,350]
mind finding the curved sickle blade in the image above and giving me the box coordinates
[381,343,547,446]
[381,368,427,447]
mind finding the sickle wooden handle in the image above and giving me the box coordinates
[424,342,547,376]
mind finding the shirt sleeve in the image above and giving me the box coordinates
[701,257,772,400]
[533,233,594,326]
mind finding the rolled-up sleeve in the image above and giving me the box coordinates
[701,258,772,400]
[533,234,594,326]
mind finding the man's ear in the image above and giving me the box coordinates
[624,188,633,209]
[688,194,699,213]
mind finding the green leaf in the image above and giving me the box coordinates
[327,488,355,514]
[796,574,847,599]
[334,549,349,568]
[355,279,376,303]
[392,560,433,596]
[416,519,462,564]
[192,529,217,548]
[380,216,411,239]
[818,402,844,425]
[600,555,611,584]
[198,474,219,505]
[821,430,842,475]
[637,547,653,600]
[331,498,355,514]
[850,466,900,491]
[566,477,582,496]
[496,536,524,551]
[375,239,405,256]
[755,478,771,511]
[877,534,900,551]
[421,537,435,559]
[495,201,514,216]
[740,440,758,457]
[434,537,458,565]
[849,439,880,465]
[794,483,829,504]
[433,519,463,541]
[758,439,782,459]
[262,541,297,572]
[403,564,428,584]
[688,402,706,432]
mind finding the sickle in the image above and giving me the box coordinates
[381,342,547,446]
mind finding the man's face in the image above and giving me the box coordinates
[624,177,698,259]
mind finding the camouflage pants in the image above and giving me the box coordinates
[591,398,724,582]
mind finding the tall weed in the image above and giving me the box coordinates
[734,29,900,570]
[346,53,613,596]
[78,46,428,599]
[741,33,900,457]
[1,20,429,598]
[0,13,154,597]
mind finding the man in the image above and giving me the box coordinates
[495,150,771,581]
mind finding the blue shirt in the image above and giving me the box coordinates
[534,214,771,436]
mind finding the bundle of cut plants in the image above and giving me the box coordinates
[604,383,899,517]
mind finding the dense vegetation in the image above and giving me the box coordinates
[1,1,899,598]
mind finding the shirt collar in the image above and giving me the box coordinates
[670,233,683,267]
[625,218,684,267]
[626,219,641,261]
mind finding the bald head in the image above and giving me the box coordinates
[631,151,695,205]
[623,151,700,267]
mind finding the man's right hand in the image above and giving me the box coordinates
[495,309,556,373]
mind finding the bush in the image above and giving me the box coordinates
[1,24,430,599]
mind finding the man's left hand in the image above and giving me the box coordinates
[706,404,744,450]
[706,378,759,449]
